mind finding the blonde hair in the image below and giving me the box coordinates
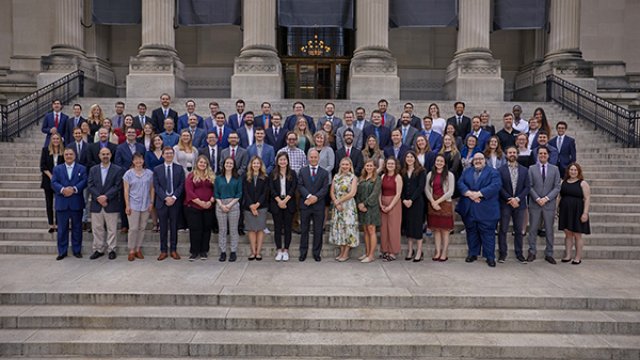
[88,104,105,125]
[294,117,314,146]
[440,134,459,156]
[177,129,194,152]
[338,157,355,175]
[246,156,267,181]
[48,133,64,156]
[192,155,215,183]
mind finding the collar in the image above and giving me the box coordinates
[101,163,110,169]
[66,162,75,168]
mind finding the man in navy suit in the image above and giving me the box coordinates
[446,101,472,139]
[42,99,69,147]
[421,116,443,153]
[466,116,491,151]
[237,111,256,149]
[153,147,185,261]
[363,110,391,149]
[133,103,148,130]
[151,93,178,133]
[456,153,502,267]
[298,149,330,262]
[65,104,86,146]
[67,127,91,228]
[265,112,287,151]
[549,121,576,178]
[285,101,316,134]
[183,114,207,149]
[115,127,146,232]
[88,147,124,260]
[203,101,220,134]
[177,99,204,132]
[383,129,410,165]
[228,99,246,131]
[200,132,220,174]
[532,131,559,166]
[247,127,275,174]
[498,147,530,263]
[334,129,364,176]
[403,102,423,130]
[51,148,87,260]
[86,128,117,169]
[253,101,271,129]
[210,111,231,149]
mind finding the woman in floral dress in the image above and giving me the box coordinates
[329,157,359,261]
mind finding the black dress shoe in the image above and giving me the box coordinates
[89,251,104,260]
[56,254,67,261]
[108,251,117,260]
[545,256,557,264]
[537,229,546,237]
[229,252,237,262]
[498,255,506,263]
[299,253,307,262]
[73,252,82,259]
[212,228,219,234]
[465,255,477,263]
[314,255,322,262]
[219,252,227,262]
[48,228,55,234]
[516,255,527,263]
[527,253,536,262]
[487,259,496,267]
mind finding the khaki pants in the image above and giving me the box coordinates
[91,210,119,253]
[127,210,149,250]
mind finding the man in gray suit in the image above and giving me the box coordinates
[336,110,363,150]
[378,99,396,129]
[298,149,330,262]
[219,132,249,177]
[316,102,343,132]
[527,146,562,264]
[398,111,419,147]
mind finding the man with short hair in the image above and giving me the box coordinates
[285,101,316,133]
[527,117,540,150]
[177,99,203,132]
[397,111,418,147]
[153,147,185,261]
[211,111,231,149]
[298,149,330,262]
[403,102,422,129]
[549,121,576,178]
[498,146,530,263]
[278,132,308,174]
[496,113,521,149]
[265,112,287,151]
[354,107,369,132]
[383,128,410,165]
[87,128,117,169]
[237,111,256,149]
[247,127,275,174]
[316,102,343,131]
[527,146,562,264]
[65,104,86,146]
[335,128,364,176]
[421,116,443,153]
[134,103,148,130]
[51,148,87,260]
[200,132,220,174]
[185,114,207,148]
[111,101,125,129]
[378,99,396,129]
[88,147,124,260]
[203,101,220,133]
[42,99,69,147]
[254,101,272,129]
[362,110,391,148]
[228,99,246,131]
[151,93,178,133]
[532,131,559,166]
[512,105,529,133]
[159,118,180,147]
[456,153,502,267]
[336,110,363,150]
[467,116,491,151]
[219,132,249,176]
[446,101,471,139]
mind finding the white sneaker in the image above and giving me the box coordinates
[282,252,289,262]
[263,227,271,234]
[275,251,283,261]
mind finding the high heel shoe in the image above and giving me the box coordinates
[405,250,414,261]
[413,252,424,262]
[432,252,441,261]
[561,258,571,263]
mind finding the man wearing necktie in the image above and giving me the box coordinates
[132,103,147,130]
[248,128,275,174]
[42,99,69,147]
[64,104,86,146]
[254,102,273,129]
[446,101,471,139]
[151,93,178,133]
[549,121,576,178]
[297,149,330,262]
[111,101,125,129]
[153,147,185,261]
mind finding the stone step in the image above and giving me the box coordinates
[0,181,42,189]
[0,328,637,359]
[0,199,45,208]
[591,186,640,195]
[0,174,42,182]
[2,305,638,335]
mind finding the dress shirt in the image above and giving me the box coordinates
[256,143,264,157]
[245,126,254,146]
[273,126,280,138]
[557,135,564,150]
[214,176,242,199]
[508,162,519,196]
[75,141,83,155]
[355,120,366,131]
[127,141,137,154]
[528,130,538,150]
[100,164,110,185]
[165,163,174,196]
[66,163,75,181]
[280,176,286,197]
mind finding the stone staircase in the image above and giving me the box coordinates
[0,99,639,358]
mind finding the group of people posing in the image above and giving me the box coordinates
[40,95,591,266]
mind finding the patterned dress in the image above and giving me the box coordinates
[329,173,359,247]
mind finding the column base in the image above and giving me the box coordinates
[444,57,504,101]
[126,55,187,98]
[231,50,283,100]
[348,50,400,100]
[37,54,116,96]
[518,58,595,101]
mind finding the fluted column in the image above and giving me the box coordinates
[139,0,177,56]
[454,0,491,59]
[51,0,85,56]
[545,0,582,61]
[231,0,282,100]
[348,0,399,100]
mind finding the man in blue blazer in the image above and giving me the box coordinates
[183,114,207,149]
[363,110,391,149]
[65,104,86,146]
[211,111,231,149]
[549,121,576,178]
[298,149,330,262]
[202,101,220,134]
[284,101,316,134]
[383,129,410,165]
[253,101,272,129]
[237,111,257,149]
[88,147,124,260]
[421,116,443,153]
[51,148,87,260]
[42,99,69,147]
[176,99,204,132]
[153,147,185,261]
[456,153,502,267]
[497,147,530,263]
[265,112,287,151]
[247,127,275,174]
[466,116,491,152]
[228,99,246,131]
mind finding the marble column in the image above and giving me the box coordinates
[231,0,283,100]
[444,0,504,101]
[127,0,186,98]
[348,0,399,100]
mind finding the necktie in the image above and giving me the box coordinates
[77,143,81,155]
[210,148,216,172]
[74,118,79,128]
[166,166,173,195]
[311,167,316,181]
[218,127,222,141]
[474,170,481,182]
[346,148,350,157]
[558,136,563,150]
[54,114,59,128]
[541,164,546,182]
[265,115,270,128]
[164,109,168,118]
[457,116,461,126]
[375,128,380,142]
[274,127,279,137]
[231,148,235,159]
[402,128,407,143]
[381,114,386,126]
[141,116,145,126]
[257,145,263,158]
[118,116,123,128]
[67,166,72,180]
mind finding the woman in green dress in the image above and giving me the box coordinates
[356,159,382,263]
[329,157,359,262]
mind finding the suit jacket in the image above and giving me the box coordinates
[381,113,396,129]
[64,116,87,146]
[88,163,124,213]
[421,130,443,153]
[199,145,221,174]
[111,114,125,129]
[532,144,559,166]
[150,107,178,133]
[152,163,186,209]
[399,126,419,147]
[237,126,256,149]
[203,116,216,134]
[209,125,231,149]
[528,163,562,211]
[383,144,410,164]
[269,172,298,213]
[133,114,150,130]
[316,116,344,132]
[86,141,117,169]
[247,143,275,174]
[115,142,146,169]
[363,124,391,149]
[66,140,90,167]
[498,164,530,210]
[177,113,204,132]
[297,166,330,210]
[409,115,422,130]
[549,135,576,170]
[184,127,207,149]
[336,126,363,150]
[285,114,316,134]
[446,115,472,139]
[228,113,245,131]
[51,162,87,211]
[335,147,364,177]
[219,146,249,176]
[455,166,502,222]
[253,114,269,129]
[40,148,61,190]
[265,126,287,152]
[242,176,269,211]
[41,112,69,147]
[466,129,491,151]
[482,124,496,136]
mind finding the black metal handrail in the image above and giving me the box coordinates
[546,74,639,147]
[0,70,84,142]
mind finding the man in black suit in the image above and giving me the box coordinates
[549,121,577,178]
[88,147,124,260]
[403,102,423,129]
[298,149,330,262]
[446,101,471,139]
[65,104,86,146]
[151,93,178,133]
[153,146,185,261]
[335,128,364,176]
[363,110,391,149]
[284,101,316,134]
[265,112,287,151]
[133,103,148,130]
[498,146,530,264]
[87,128,117,169]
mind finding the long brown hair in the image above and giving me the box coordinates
[401,150,424,176]
[246,156,267,181]
[272,152,294,181]
[429,154,450,188]
[48,133,63,156]
[359,159,378,182]
[483,135,503,158]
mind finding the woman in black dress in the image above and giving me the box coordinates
[40,133,64,233]
[401,151,426,262]
[558,163,591,264]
